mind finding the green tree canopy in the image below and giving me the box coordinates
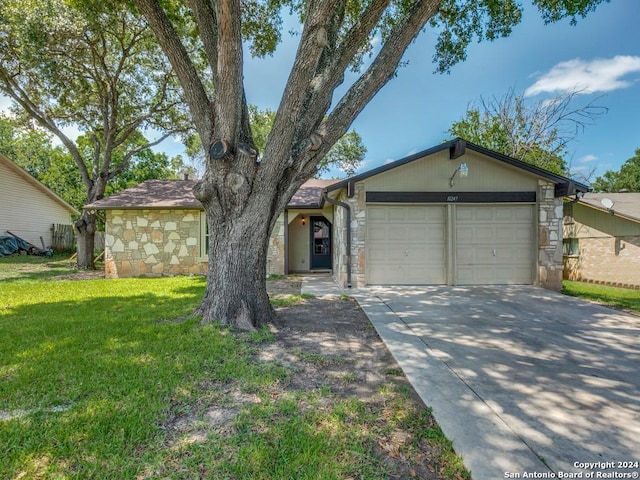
[591,149,640,192]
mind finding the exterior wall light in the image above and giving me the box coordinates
[449,162,469,187]
[301,216,306,225]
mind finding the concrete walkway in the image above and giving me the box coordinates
[301,275,640,480]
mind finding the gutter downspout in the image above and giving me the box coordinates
[323,192,352,288]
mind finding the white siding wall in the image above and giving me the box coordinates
[0,158,74,247]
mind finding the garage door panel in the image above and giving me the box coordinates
[367,205,446,285]
[457,265,532,285]
[368,265,446,285]
[367,207,388,221]
[412,228,446,243]
[387,208,409,222]
[367,246,389,262]
[404,266,446,284]
[386,227,408,241]
[455,205,534,285]
[368,245,446,268]
[368,226,390,241]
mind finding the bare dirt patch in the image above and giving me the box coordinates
[159,276,467,478]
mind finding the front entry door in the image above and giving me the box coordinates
[310,216,332,269]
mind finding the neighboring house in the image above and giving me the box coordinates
[86,139,587,291]
[0,152,78,248]
[563,193,640,289]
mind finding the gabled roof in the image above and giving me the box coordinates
[0,153,79,215]
[85,178,342,210]
[576,192,640,224]
[325,138,590,196]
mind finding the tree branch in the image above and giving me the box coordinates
[264,0,343,175]
[0,67,93,190]
[319,0,441,158]
[185,0,219,77]
[107,132,173,180]
[134,0,212,143]
[293,0,392,152]
[211,0,244,143]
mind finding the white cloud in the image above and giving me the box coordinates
[383,158,396,165]
[579,154,598,163]
[525,56,640,96]
[0,94,12,113]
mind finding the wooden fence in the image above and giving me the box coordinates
[51,224,105,253]
[52,224,75,252]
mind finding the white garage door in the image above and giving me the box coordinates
[367,205,446,284]
[455,205,534,285]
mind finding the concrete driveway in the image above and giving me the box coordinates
[353,286,640,480]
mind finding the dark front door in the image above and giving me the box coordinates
[310,216,332,270]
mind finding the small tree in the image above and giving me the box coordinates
[591,149,640,193]
[0,0,189,268]
[449,88,607,175]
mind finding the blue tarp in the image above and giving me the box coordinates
[0,235,30,256]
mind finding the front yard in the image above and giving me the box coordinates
[562,280,640,314]
[0,258,469,479]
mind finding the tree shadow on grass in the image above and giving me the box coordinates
[0,281,231,479]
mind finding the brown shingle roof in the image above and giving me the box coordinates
[85,179,201,210]
[85,178,342,210]
[288,179,341,207]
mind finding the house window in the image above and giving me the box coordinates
[563,238,579,256]
[200,212,209,258]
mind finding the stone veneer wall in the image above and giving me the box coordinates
[331,194,349,287]
[537,180,564,291]
[267,214,285,276]
[104,209,206,278]
[332,182,366,288]
[564,236,640,289]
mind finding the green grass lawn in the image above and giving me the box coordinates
[0,263,468,479]
[563,280,640,314]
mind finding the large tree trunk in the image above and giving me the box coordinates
[75,210,96,269]
[194,204,276,331]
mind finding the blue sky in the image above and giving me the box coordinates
[2,1,638,183]
[242,0,640,182]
